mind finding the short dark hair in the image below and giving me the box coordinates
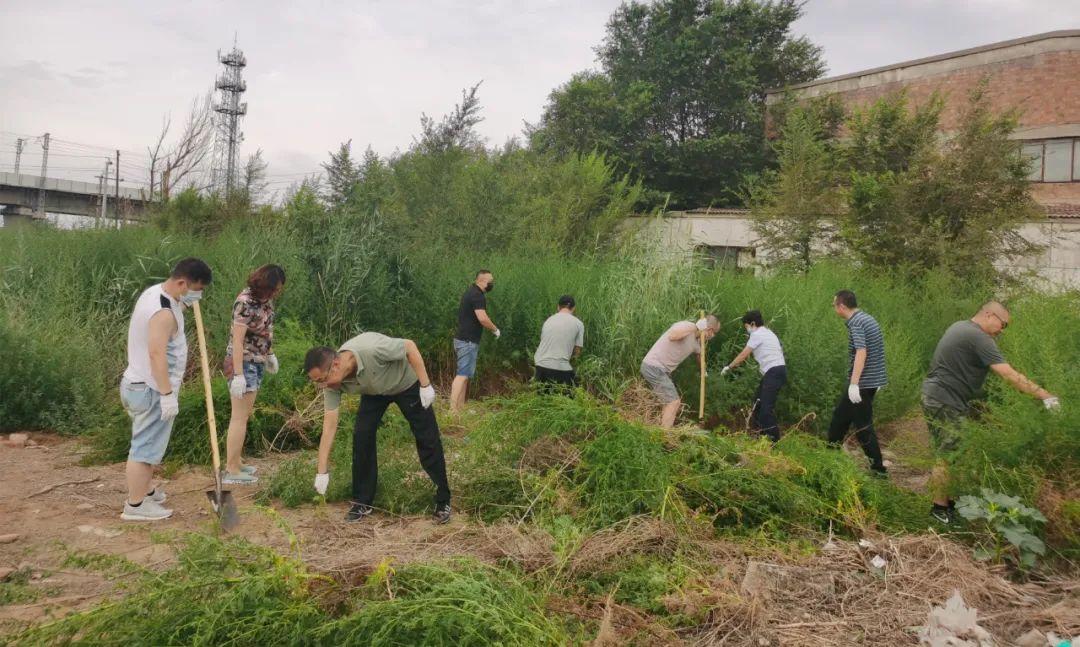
[834,290,857,309]
[303,346,336,373]
[247,264,286,301]
[742,310,764,327]
[476,269,492,279]
[171,257,212,285]
[558,294,575,309]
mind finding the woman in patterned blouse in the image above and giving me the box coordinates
[223,264,286,484]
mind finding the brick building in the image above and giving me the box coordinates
[638,31,1080,288]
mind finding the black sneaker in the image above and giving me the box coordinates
[930,505,955,525]
[870,468,889,480]
[345,503,373,522]
[433,504,451,525]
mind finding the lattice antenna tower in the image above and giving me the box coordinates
[211,39,247,195]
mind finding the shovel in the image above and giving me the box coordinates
[698,309,706,422]
[191,301,239,530]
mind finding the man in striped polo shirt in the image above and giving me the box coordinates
[827,290,888,476]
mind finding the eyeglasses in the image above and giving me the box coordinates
[988,312,1009,330]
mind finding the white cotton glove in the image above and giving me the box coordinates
[419,384,436,409]
[695,318,709,331]
[266,354,279,374]
[229,375,247,399]
[493,328,501,339]
[847,384,862,404]
[720,365,731,377]
[314,472,329,496]
[159,391,179,421]
[1043,396,1060,411]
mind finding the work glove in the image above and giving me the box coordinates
[159,391,179,421]
[1043,396,1060,411]
[266,354,279,374]
[847,384,862,404]
[314,472,329,496]
[493,328,501,339]
[229,375,247,399]
[720,365,731,377]
[419,384,436,409]
[695,318,710,331]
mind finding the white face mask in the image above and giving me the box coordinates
[180,290,203,306]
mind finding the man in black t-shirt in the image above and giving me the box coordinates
[450,269,500,412]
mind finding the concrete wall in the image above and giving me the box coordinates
[630,212,1080,290]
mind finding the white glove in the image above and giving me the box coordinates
[159,391,179,421]
[266,354,279,374]
[229,375,247,399]
[419,384,436,409]
[493,328,501,339]
[720,365,731,376]
[1043,396,1060,411]
[314,472,329,496]
[847,384,862,404]
[695,318,709,331]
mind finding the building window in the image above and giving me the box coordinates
[696,245,752,270]
[1022,138,1080,182]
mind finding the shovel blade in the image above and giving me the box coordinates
[206,489,240,530]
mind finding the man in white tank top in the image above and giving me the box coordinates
[119,258,212,521]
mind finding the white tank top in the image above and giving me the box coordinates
[123,283,187,392]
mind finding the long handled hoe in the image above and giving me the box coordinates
[698,309,706,422]
[191,301,239,530]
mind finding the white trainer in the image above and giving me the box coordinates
[148,488,167,504]
[120,498,173,521]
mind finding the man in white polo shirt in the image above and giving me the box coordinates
[120,258,213,521]
[721,310,787,442]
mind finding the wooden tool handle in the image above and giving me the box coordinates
[698,309,706,420]
[191,302,223,485]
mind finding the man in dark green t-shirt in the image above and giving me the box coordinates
[921,301,1059,523]
[303,332,451,524]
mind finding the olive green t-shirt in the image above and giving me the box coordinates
[323,332,417,411]
[921,320,1006,413]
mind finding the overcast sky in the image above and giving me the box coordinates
[2,0,1079,194]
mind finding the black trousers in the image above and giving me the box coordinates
[751,365,787,442]
[352,381,451,507]
[534,366,576,394]
[827,386,886,472]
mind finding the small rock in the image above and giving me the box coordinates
[25,438,38,447]
[0,534,20,544]
[76,503,94,511]
[0,567,14,581]
[6,433,29,447]
[871,555,888,570]
[1014,629,1046,647]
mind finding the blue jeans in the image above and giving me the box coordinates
[453,339,479,378]
[120,378,174,465]
[242,360,265,392]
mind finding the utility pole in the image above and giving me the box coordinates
[13,138,24,175]
[115,150,120,201]
[97,159,112,227]
[36,133,50,218]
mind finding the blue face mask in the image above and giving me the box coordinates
[180,290,203,306]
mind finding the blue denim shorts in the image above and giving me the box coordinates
[243,360,265,392]
[120,378,174,465]
[453,339,479,378]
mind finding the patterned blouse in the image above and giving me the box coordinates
[227,288,275,362]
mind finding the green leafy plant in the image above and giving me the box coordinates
[956,488,1048,568]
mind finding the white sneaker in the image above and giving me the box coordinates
[148,488,167,504]
[120,498,173,521]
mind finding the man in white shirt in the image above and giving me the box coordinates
[721,310,787,442]
[120,258,213,521]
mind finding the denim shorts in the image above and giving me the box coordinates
[453,338,479,378]
[640,361,679,404]
[243,360,265,392]
[120,378,174,465]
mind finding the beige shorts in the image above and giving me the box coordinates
[640,362,679,404]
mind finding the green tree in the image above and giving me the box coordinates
[531,0,824,209]
[321,140,361,208]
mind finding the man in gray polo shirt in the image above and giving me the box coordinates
[304,332,450,524]
[922,301,1059,523]
[533,294,585,392]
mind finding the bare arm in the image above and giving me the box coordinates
[990,363,1053,400]
[474,309,498,332]
[573,346,582,359]
[147,310,177,393]
[850,348,867,385]
[231,323,246,375]
[728,346,753,369]
[316,408,339,474]
[404,339,432,386]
